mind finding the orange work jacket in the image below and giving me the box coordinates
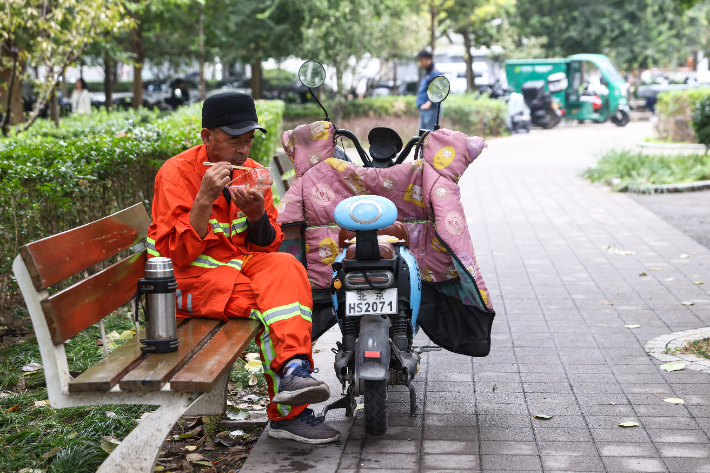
[146,144,284,320]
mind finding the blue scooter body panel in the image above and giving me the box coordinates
[355,313,392,381]
[398,246,421,329]
[334,195,398,231]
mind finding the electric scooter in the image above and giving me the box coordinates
[296,61,449,435]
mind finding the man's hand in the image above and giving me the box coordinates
[231,188,265,223]
[198,162,232,202]
[190,162,232,238]
[421,101,432,110]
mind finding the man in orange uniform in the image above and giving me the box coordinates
[147,92,340,444]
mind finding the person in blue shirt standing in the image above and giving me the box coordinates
[416,50,442,131]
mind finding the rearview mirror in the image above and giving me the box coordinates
[427,76,450,103]
[299,61,326,89]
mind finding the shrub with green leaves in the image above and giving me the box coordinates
[0,101,284,318]
[692,95,710,150]
[581,149,710,193]
[655,87,710,143]
[284,94,507,137]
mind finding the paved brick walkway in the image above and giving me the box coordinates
[244,122,710,473]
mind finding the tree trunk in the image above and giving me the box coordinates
[250,59,262,100]
[104,53,114,110]
[49,90,59,128]
[430,3,436,54]
[0,43,24,135]
[198,4,206,101]
[392,60,398,96]
[130,22,146,109]
[463,28,476,93]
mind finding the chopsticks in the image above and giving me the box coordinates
[203,161,252,170]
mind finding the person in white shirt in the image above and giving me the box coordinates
[71,78,92,114]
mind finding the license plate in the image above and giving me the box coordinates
[345,289,398,316]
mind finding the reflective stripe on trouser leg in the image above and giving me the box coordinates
[176,289,182,311]
[187,294,193,316]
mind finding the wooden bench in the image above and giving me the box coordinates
[13,203,261,473]
[270,150,295,199]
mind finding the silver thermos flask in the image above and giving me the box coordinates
[136,257,179,353]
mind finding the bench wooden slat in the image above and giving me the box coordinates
[42,251,146,345]
[118,318,222,391]
[67,319,190,393]
[19,203,150,290]
[171,319,261,392]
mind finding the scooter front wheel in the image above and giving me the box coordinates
[364,379,387,436]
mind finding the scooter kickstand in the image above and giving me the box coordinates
[409,384,418,417]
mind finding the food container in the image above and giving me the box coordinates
[228,168,273,196]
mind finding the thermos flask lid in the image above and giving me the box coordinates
[145,257,174,278]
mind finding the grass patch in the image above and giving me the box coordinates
[642,136,695,145]
[581,149,710,193]
[0,310,267,472]
[666,337,710,360]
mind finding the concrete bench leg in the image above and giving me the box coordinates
[97,396,194,473]
[184,374,229,416]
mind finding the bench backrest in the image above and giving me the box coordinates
[18,203,151,345]
[270,150,295,199]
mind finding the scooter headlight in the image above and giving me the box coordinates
[344,270,394,289]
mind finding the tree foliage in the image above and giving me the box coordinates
[515,0,710,70]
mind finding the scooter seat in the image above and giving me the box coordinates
[338,221,410,249]
[345,241,395,260]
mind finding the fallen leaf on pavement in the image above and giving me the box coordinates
[154,467,165,472]
[21,363,42,372]
[618,421,639,428]
[625,325,640,329]
[660,362,685,372]
[245,360,262,372]
[651,268,663,271]
[603,244,637,255]
[681,254,691,258]
[248,374,258,386]
[603,301,614,305]
[681,301,695,306]
[193,462,214,467]
[693,281,704,285]
[664,398,685,404]
[7,405,19,412]
[639,272,647,277]
[184,446,197,452]
[533,414,553,420]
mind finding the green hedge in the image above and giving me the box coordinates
[655,88,710,143]
[284,94,508,137]
[0,101,284,316]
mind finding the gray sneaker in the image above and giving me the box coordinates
[271,361,330,406]
[267,408,341,444]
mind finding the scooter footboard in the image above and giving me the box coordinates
[355,313,391,380]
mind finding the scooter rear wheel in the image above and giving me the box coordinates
[364,379,387,436]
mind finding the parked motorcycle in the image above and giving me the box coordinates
[506,92,531,133]
[521,80,562,129]
[296,61,449,435]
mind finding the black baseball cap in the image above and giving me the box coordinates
[202,92,267,135]
[417,49,433,59]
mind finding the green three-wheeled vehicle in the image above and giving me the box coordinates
[505,54,630,127]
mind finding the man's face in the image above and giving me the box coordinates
[419,57,432,69]
[202,128,255,166]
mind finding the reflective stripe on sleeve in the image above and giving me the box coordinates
[146,237,161,257]
[208,218,231,234]
[189,254,243,270]
[299,304,313,323]
[231,217,248,236]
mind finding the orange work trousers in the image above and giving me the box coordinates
[224,252,314,421]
